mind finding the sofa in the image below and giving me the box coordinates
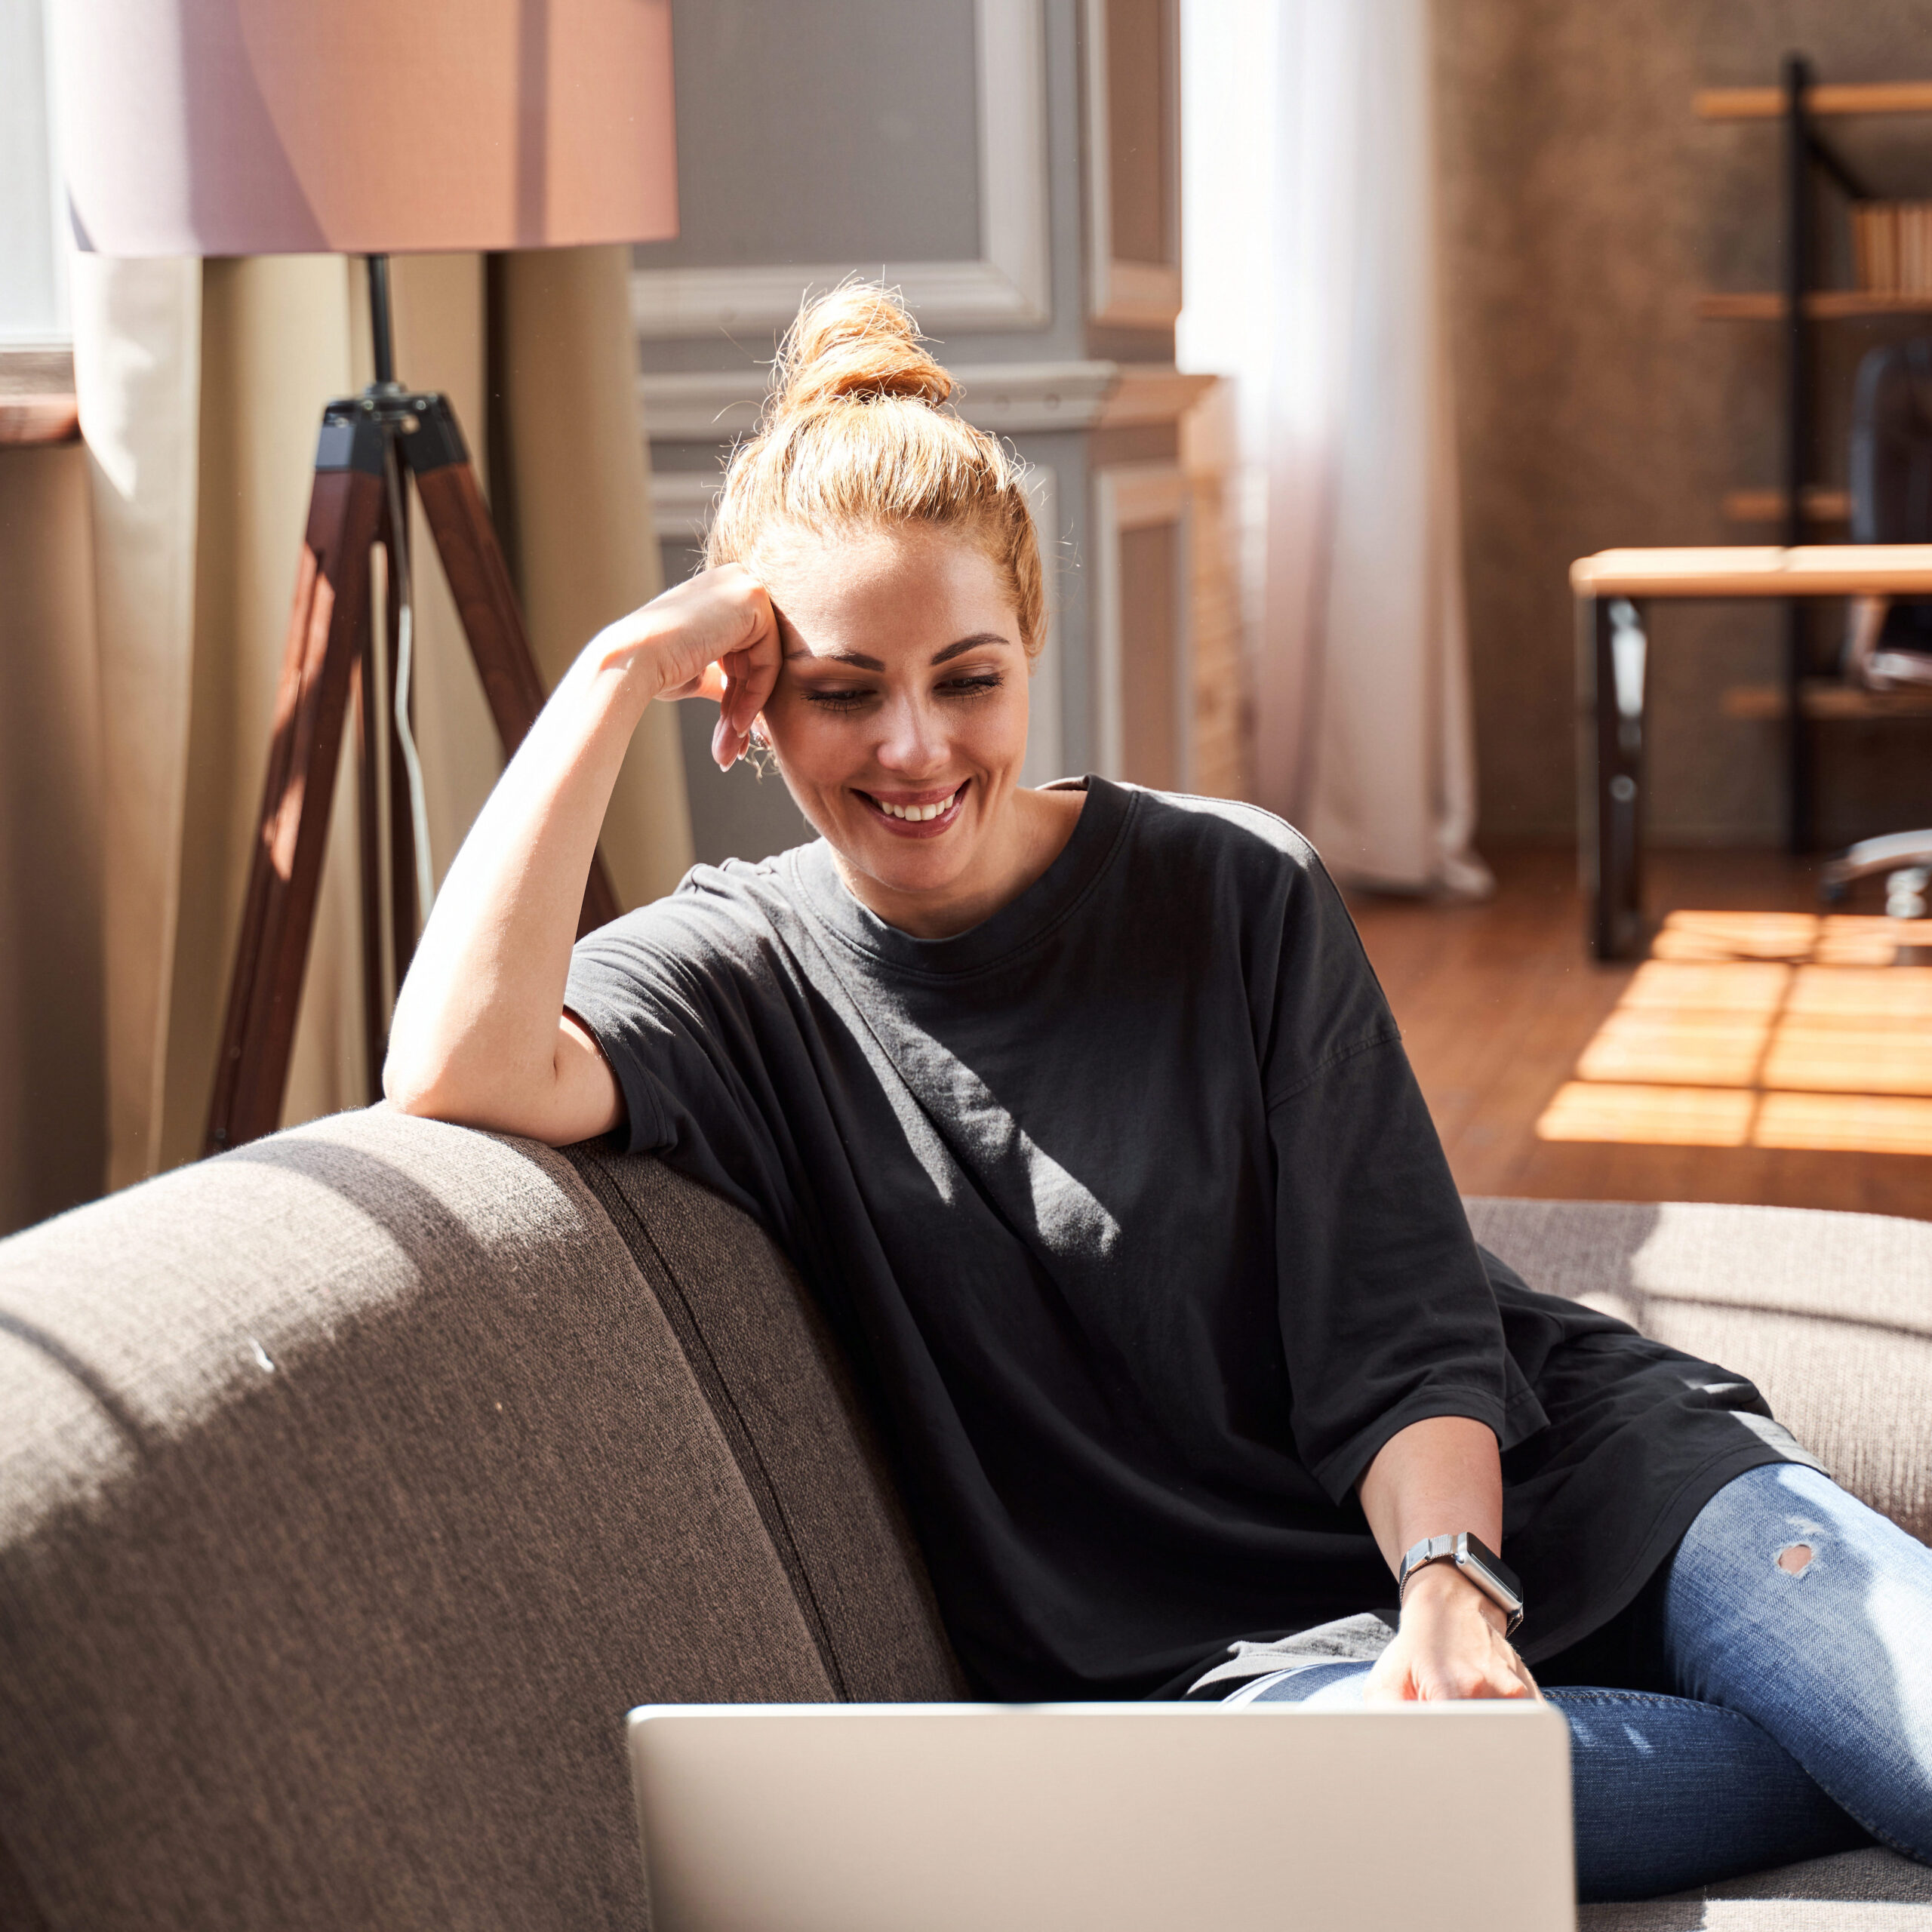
[0,1106,1926,1930]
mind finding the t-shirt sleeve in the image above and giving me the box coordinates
[1263,853,1546,1500]
[561,886,801,1238]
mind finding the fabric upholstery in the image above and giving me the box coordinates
[1579,1844,1932,1927]
[565,1142,964,1705]
[2,1140,1925,1927]
[1467,1198,1932,1543]
[0,1109,842,1930]
[1470,1197,1932,1924]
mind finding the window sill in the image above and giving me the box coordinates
[0,346,78,448]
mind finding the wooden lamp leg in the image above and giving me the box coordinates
[207,386,623,1156]
[205,427,385,1155]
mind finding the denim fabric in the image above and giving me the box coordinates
[1241,1465,1932,1901]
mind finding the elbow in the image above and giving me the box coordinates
[383,1052,453,1121]
[380,1045,557,1142]
[382,1032,478,1123]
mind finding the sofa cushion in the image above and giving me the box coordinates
[566,1143,964,1703]
[1466,1197,1932,1543]
[0,1109,848,1931]
[1580,1844,1932,1927]
[1471,1197,1932,1921]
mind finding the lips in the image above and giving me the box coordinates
[857,782,968,834]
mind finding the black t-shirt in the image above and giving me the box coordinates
[565,778,1812,1700]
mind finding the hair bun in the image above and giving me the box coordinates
[769,283,954,418]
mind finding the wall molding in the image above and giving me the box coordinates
[1020,463,1066,786]
[650,471,724,545]
[1091,460,1190,783]
[1081,0,1183,330]
[638,360,1213,442]
[631,0,1050,340]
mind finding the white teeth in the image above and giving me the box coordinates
[878,788,960,822]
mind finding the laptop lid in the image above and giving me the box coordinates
[628,1701,1575,1932]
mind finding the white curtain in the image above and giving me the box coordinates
[1179,0,1490,897]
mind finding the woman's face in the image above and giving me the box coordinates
[752,521,1032,917]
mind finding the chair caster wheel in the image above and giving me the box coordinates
[1886,866,1930,921]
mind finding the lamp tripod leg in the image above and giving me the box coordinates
[205,460,384,1156]
[206,383,623,1158]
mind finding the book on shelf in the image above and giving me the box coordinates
[1852,200,1932,294]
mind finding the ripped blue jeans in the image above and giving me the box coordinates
[1242,1464,1932,1901]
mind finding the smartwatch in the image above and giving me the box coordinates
[1395,1531,1524,1636]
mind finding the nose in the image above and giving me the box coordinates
[873,691,947,777]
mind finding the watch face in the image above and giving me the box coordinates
[1457,1534,1524,1608]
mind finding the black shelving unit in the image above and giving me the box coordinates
[1700,58,1932,852]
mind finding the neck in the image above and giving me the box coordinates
[832,784,1084,939]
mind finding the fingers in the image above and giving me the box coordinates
[1466,1639,1538,1701]
[1361,1655,1408,1706]
[1506,1647,1543,1702]
[1374,1637,1538,1703]
[693,663,728,704]
[602,563,779,718]
[711,703,751,772]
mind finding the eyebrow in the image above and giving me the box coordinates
[782,631,1011,669]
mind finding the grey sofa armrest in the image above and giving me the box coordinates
[0,1109,951,1932]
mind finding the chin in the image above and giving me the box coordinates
[828,777,997,894]
[844,820,980,897]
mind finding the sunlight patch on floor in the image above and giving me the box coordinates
[1536,912,1932,1154]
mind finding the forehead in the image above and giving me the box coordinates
[753,523,1016,660]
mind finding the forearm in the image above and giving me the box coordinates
[383,629,659,1130]
[1357,1414,1503,1580]
[1358,1415,1533,1700]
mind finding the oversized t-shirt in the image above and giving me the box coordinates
[564,778,1813,1700]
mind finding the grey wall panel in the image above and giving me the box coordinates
[674,700,812,870]
[639,0,981,270]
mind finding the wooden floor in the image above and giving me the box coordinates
[1346,848,1932,1221]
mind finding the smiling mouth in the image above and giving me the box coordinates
[859,783,968,827]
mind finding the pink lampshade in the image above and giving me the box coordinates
[51,0,678,257]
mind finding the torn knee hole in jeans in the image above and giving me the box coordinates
[1775,1542,1816,1577]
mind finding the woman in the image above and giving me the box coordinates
[388,287,1932,1901]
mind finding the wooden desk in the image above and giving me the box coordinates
[1571,545,1932,958]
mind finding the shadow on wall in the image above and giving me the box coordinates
[1466,1195,1932,1546]
[0,444,105,1240]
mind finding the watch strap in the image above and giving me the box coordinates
[1396,1531,1524,1635]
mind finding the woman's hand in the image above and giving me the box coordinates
[1363,1562,1540,1704]
[589,562,781,771]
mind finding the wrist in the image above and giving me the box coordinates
[579,622,672,710]
[1399,1560,1507,1632]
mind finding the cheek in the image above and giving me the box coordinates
[761,693,842,778]
[978,678,1032,761]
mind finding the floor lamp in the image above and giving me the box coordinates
[52,0,679,1154]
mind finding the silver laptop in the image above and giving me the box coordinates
[628,1701,1575,1932]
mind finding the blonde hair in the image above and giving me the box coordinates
[705,283,1045,657]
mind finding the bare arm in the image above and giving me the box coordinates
[383,566,780,1146]
[1356,1414,1538,1702]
